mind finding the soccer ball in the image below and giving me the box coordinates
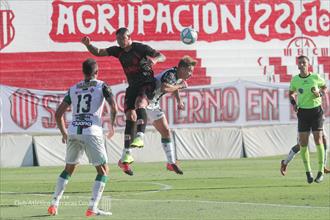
[180,28,198,45]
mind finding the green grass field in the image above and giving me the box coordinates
[1,154,329,220]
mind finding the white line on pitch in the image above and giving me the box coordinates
[111,198,330,209]
[1,191,328,209]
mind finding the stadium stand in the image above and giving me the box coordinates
[197,48,330,84]
[0,51,210,90]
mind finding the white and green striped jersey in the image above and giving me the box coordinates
[148,67,179,110]
[63,79,113,136]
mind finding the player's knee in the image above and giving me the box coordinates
[126,110,137,121]
[161,128,171,138]
[64,164,77,175]
[135,96,148,108]
[96,164,109,176]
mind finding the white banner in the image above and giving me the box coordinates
[1,80,329,133]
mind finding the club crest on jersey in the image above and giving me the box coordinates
[298,88,304,94]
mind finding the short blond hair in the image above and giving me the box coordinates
[178,55,197,68]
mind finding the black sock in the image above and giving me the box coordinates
[292,144,300,153]
[124,120,136,149]
[136,108,147,134]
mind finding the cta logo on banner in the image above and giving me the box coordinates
[257,36,330,83]
[0,1,15,50]
[10,89,39,129]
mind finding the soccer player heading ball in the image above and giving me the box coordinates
[82,27,166,175]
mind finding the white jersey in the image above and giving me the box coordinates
[64,79,111,136]
[148,67,179,110]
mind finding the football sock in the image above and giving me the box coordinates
[316,144,325,173]
[121,148,132,162]
[300,145,311,172]
[88,175,108,211]
[323,137,328,165]
[284,144,300,164]
[162,138,176,164]
[51,170,70,206]
[136,108,147,134]
[124,120,135,149]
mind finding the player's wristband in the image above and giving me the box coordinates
[290,99,296,106]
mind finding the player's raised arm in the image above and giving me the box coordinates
[81,36,109,56]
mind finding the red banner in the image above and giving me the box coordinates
[49,0,329,43]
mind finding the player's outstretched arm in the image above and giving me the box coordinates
[81,36,109,56]
[161,81,187,93]
[174,90,185,110]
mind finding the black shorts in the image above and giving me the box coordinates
[297,106,324,132]
[124,81,155,112]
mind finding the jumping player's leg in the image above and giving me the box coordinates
[131,83,155,148]
[281,130,329,175]
[284,144,301,165]
[118,88,136,175]
[122,109,136,161]
[323,134,329,173]
[281,144,300,176]
[152,116,183,175]
[131,95,149,148]
[118,109,136,175]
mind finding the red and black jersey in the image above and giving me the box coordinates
[106,42,161,87]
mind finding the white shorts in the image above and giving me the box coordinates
[146,106,165,123]
[66,135,108,166]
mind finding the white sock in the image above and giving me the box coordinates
[88,176,107,211]
[136,132,144,138]
[284,149,298,165]
[121,148,132,161]
[162,139,175,164]
[51,173,69,207]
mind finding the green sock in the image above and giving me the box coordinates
[300,146,311,172]
[316,144,325,173]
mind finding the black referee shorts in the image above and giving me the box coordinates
[297,106,324,132]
